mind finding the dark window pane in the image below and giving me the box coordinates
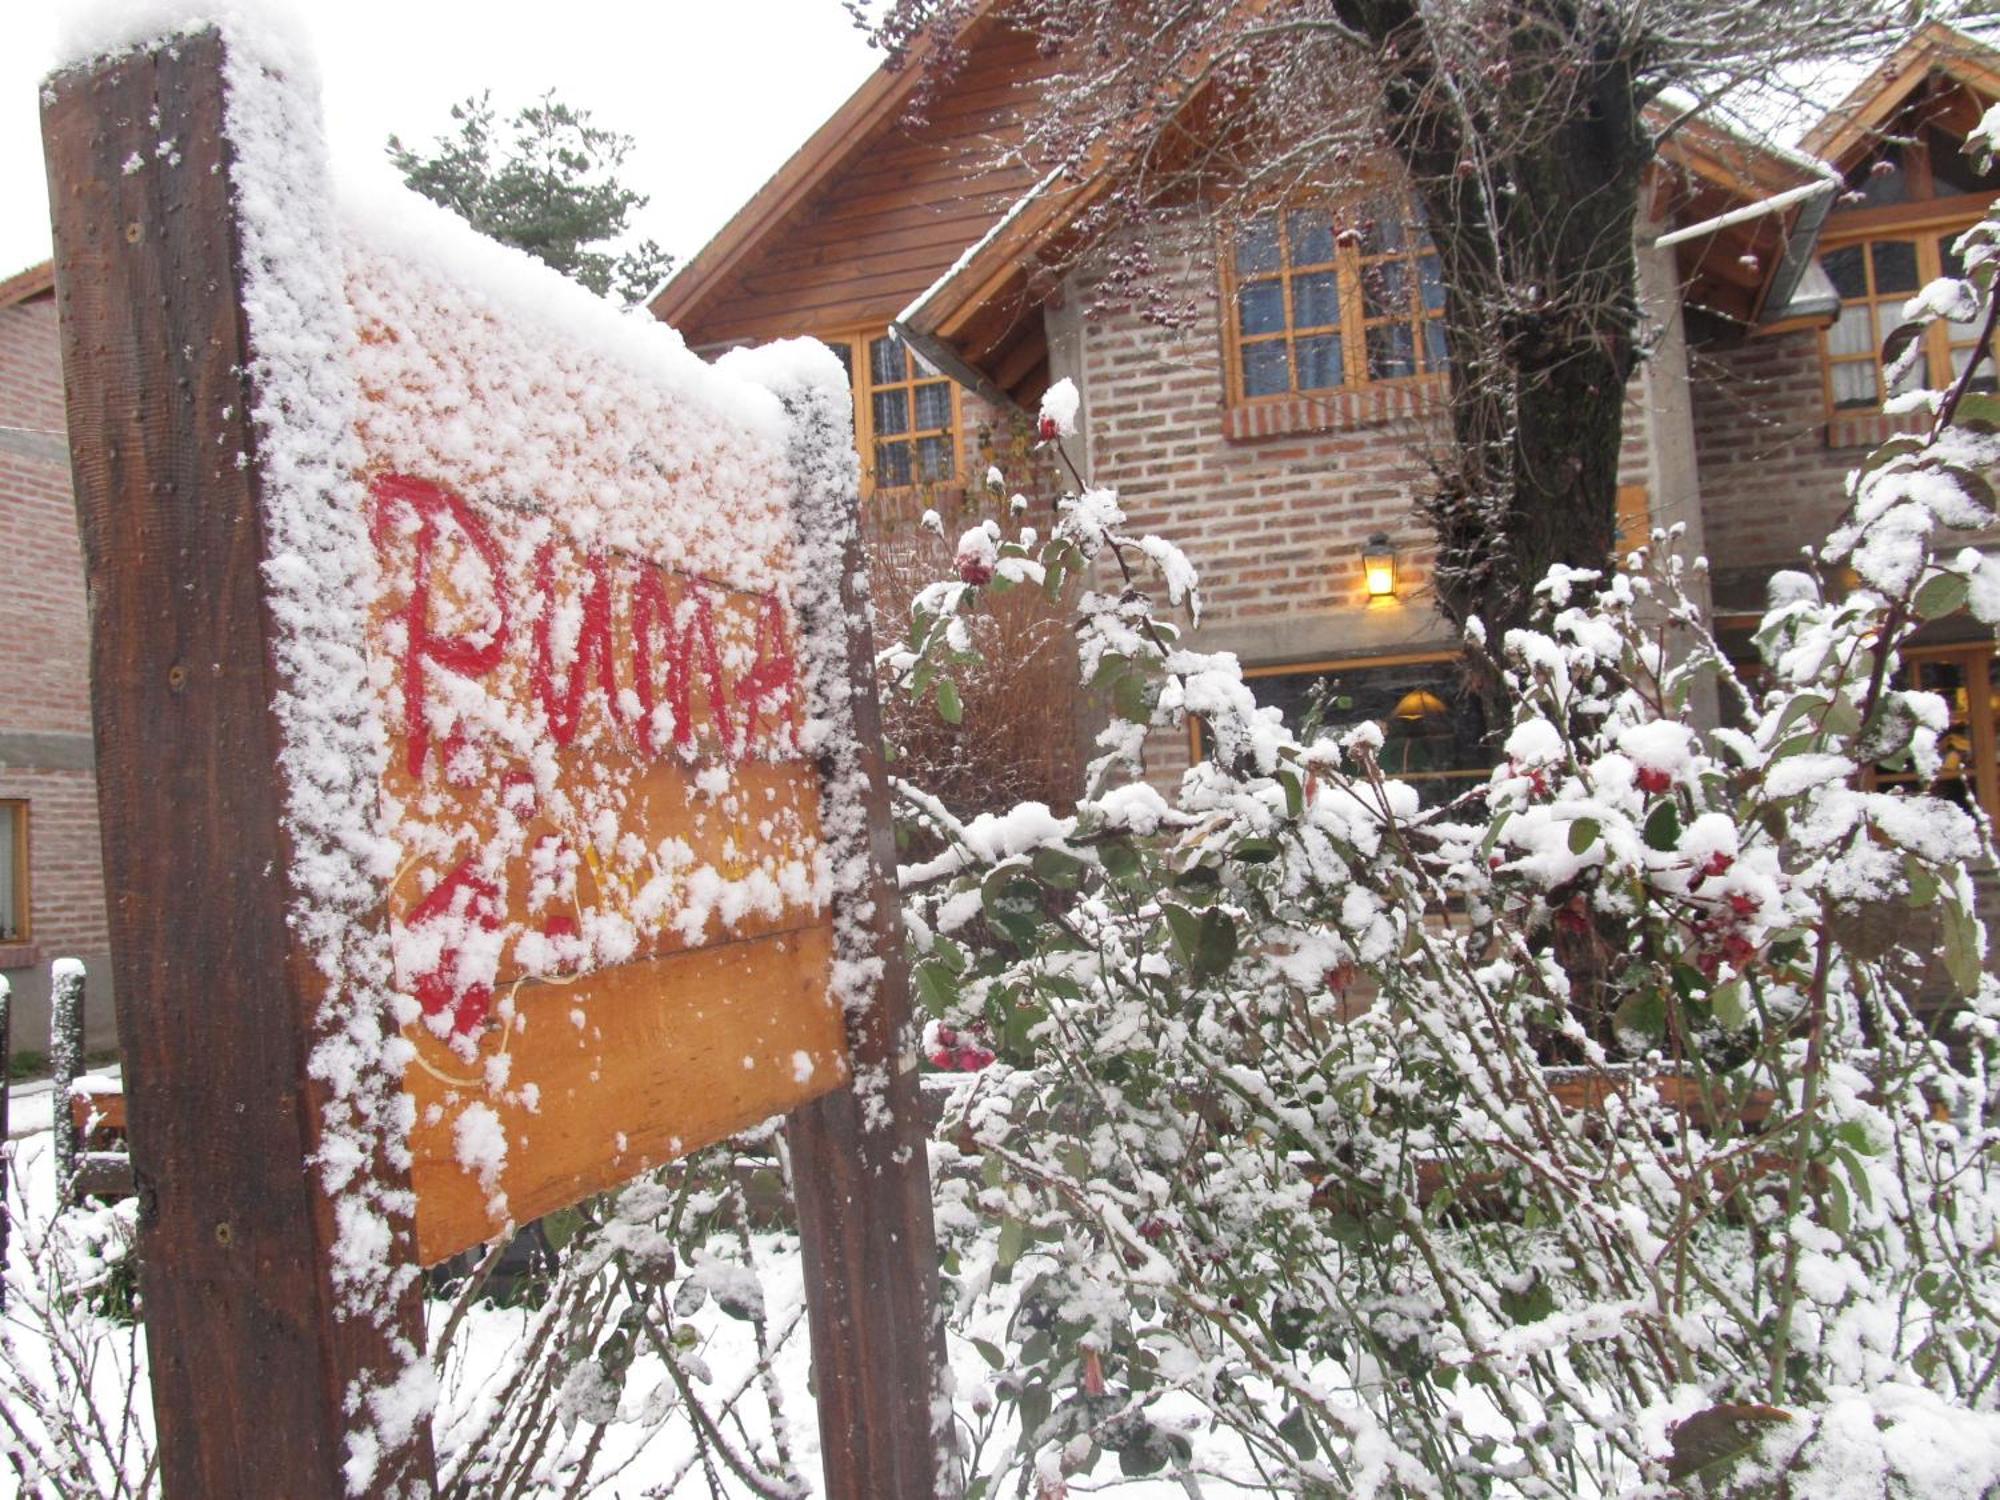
[1366,322,1416,378]
[875,440,912,488]
[870,335,906,387]
[1419,254,1445,312]
[1204,659,1493,808]
[916,434,954,481]
[1296,334,1343,390]
[1242,340,1290,396]
[873,387,908,436]
[1940,232,1967,281]
[1293,270,1341,328]
[1822,245,1866,301]
[1239,280,1287,336]
[1288,210,1335,266]
[1359,198,1406,256]
[1363,259,1409,319]
[1237,214,1281,275]
[1871,239,1919,295]
[826,340,854,384]
[913,381,953,430]
[1423,317,1448,371]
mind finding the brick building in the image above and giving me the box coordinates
[658,16,2000,826]
[0,260,114,1051]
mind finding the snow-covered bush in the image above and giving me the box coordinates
[891,148,2000,1491]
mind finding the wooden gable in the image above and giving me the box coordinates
[653,13,1058,352]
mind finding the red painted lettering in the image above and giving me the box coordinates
[369,474,510,781]
[406,856,503,1038]
[631,570,733,758]
[530,543,621,748]
[736,593,802,755]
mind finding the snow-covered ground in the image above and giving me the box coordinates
[1,1105,1269,1498]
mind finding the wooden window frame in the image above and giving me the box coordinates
[821,326,963,500]
[1219,199,1447,411]
[0,799,27,946]
[1869,641,2000,828]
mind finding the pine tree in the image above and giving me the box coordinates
[388,91,673,305]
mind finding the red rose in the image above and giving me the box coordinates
[1635,766,1673,795]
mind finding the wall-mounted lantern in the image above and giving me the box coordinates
[1363,534,1397,600]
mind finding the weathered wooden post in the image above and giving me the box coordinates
[749,360,955,1498]
[47,959,81,1211]
[44,33,434,1498]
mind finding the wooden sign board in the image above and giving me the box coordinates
[45,19,943,1500]
[351,262,848,1265]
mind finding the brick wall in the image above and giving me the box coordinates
[1049,233,1680,788]
[0,287,117,1053]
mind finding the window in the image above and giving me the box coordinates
[1820,229,1993,411]
[1224,199,1447,404]
[1192,652,1491,806]
[1870,643,1999,827]
[822,329,959,495]
[0,800,26,943]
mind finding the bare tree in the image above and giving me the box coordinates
[856,0,1938,699]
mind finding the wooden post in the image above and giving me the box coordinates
[48,960,80,1210]
[43,35,432,1498]
[776,379,953,1499]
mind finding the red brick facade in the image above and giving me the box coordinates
[0,281,117,1051]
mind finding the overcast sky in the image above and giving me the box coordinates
[0,0,885,285]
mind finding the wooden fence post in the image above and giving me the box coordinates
[43,34,432,1497]
[48,960,80,1210]
[771,372,954,1499]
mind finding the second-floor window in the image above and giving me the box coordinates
[825,329,959,495]
[1224,199,1447,404]
[1821,228,1992,410]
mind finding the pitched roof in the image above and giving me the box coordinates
[647,1,1005,336]
[1801,19,2000,169]
[0,260,55,309]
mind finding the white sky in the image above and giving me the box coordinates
[0,0,885,285]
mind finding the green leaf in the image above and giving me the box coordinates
[1666,1404,1793,1496]
[1710,980,1748,1031]
[1112,670,1153,725]
[996,1217,1027,1276]
[1913,570,1970,622]
[1942,896,1982,997]
[1030,846,1088,889]
[1163,902,1204,965]
[1613,990,1667,1051]
[971,1337,1006,1369]
[1643,799,1681,853]
[1098,837,1143,883]
[1568,817,1600,855]
[1278,1404,1317,1460]
[1278,768,1305,820]
[914,960,958,1016]
[936,678,963,725]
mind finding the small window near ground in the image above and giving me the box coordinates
[1194,654,1491,805]
[0,800,26,943]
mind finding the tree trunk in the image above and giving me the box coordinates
[1334,0,1654,710]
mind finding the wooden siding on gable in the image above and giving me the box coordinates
[674,24,1055,350]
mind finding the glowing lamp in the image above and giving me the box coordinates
[1362,534,1397,599]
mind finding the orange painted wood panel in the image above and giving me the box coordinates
[405,920,845,1264]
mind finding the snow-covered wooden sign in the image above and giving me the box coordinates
[46,14,942,1499]
[349,227,849,1266]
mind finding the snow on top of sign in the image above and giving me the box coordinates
[53,0,314,76]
